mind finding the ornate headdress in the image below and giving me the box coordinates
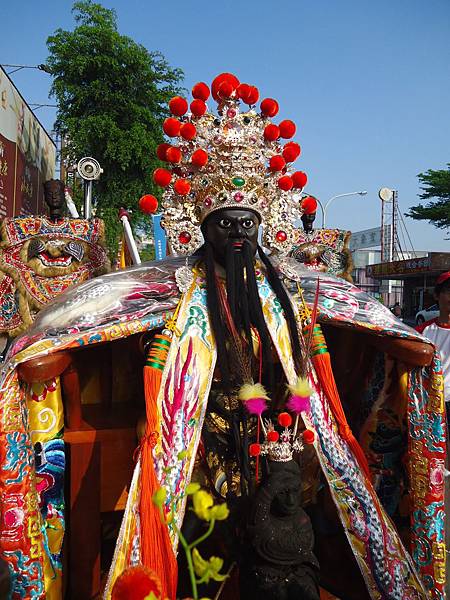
[260,417,305,462]
[141,73,310,255]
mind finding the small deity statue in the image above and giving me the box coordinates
[240,458,320,600]
[290,196,353,281]
[301,207,316,234]
[43,179,66,221]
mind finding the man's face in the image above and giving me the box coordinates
[436,283,450,314]
[201,208,261,264]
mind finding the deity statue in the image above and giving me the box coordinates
[0,179,109,338]
[289,196,354,281]
[240,447,320,600]
[43,178,66,222]
[0,74,445,600]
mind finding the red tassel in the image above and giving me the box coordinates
[140,333,178,599]
[308,324,372,481]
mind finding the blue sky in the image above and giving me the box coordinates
[1,0,449,251]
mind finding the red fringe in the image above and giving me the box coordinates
[311,351,372,480]
[140,336,178,599]
[309,324,372,482]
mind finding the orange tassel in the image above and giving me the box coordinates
[307,324,372,481]
[140,333,178,600]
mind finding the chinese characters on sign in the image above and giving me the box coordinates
[0,67,56,218]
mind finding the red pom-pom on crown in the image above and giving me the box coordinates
[217,81,234,99]
[246,86,259,105]
[278,175,294,191]
[174,179,191,196]
[156,143,170,161]
[163,117,181,137]
[192,82,210,101]
[139,195,158,215]
[279,119,296,139]
[153,168,172,187]
[302,196,318,214]
[303,429,315,445]
[278,412,292,428]
[236,83,250,101]
[169,96,188,116]
[269,155,286,172]
[264,124,280,141]
[212,73,240,100]
[180,122,197,140]
[282,142,301,162]
[267,430,280,443]
[260,98,279,117]
[191,149,208,167]
[292,171,308,189]
[249,443,261,457]
[166,146,182,163]
[190,99,207,117]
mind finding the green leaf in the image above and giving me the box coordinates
[407,164,450,231]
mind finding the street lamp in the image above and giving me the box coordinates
[320,190,367,228]
[1,64,52,75]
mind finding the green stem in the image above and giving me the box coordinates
[188,518,215,550]
[175,525,198,600]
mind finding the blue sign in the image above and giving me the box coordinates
[152,213,166,260]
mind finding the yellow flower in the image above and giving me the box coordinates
[186,482,201,495]
[191,490,229,522]
[192,548,228,584]
[192,490,214,521]
[209,503,230,521]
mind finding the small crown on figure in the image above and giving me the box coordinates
[260,413,304,463]
[141,73,311,256]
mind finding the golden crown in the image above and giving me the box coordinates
[142,73,311,255]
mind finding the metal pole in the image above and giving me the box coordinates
[84,181,92,219]
[119,210,141,265]
[392,190,397,261]
[322,191,367,228]
[315,198,325,228]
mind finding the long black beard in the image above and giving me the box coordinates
[202,239,304,496]
[203,240,303,393]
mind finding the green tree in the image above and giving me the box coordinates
[46,1,183,258]
[407,164,450,232]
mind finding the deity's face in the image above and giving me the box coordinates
[201,208,261,264]
[271,476,302,517]
[301,212,316,233]
[43,180,65,212]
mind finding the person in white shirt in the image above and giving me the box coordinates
[416,270,450,421]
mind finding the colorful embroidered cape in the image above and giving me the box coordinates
[0,257,445,599]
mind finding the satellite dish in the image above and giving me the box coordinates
[378,187,393,202]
